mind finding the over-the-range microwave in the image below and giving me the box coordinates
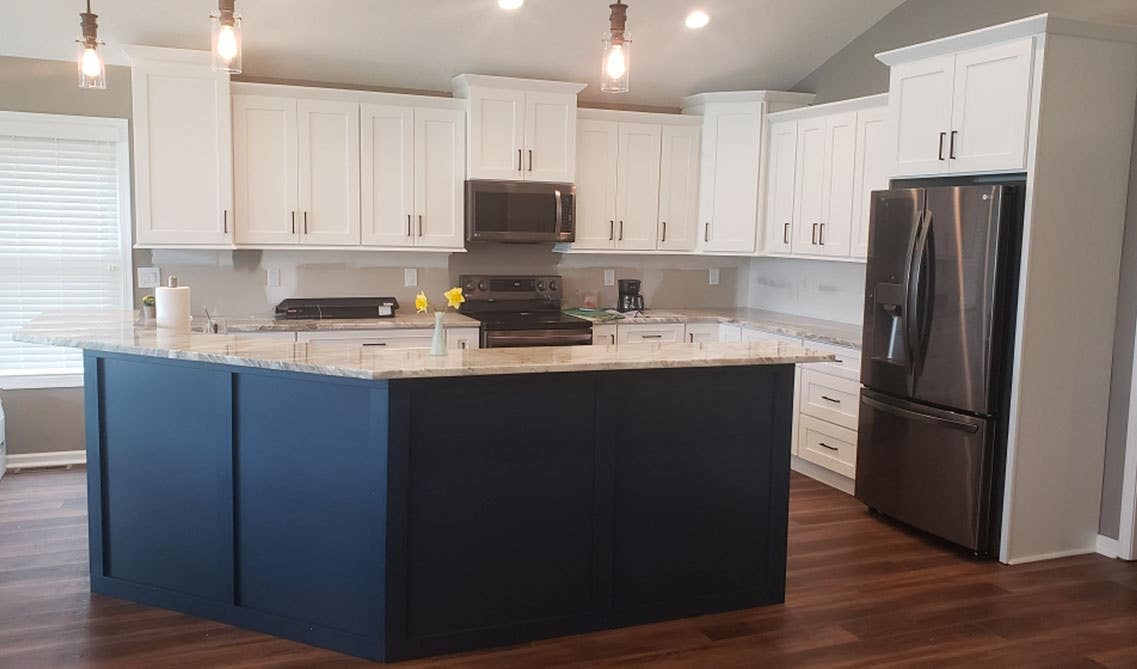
[465,180,575,243]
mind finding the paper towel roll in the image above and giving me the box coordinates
[155,285,191,332]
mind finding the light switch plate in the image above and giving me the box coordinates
[137,267,160,289]
[604,269,615,287]
[404,268,418,287]
[709,268,720,286]
[266,267,281,288]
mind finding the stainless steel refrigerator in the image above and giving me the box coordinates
[856,182,1022,557]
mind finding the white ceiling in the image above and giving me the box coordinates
[1,0,905,107]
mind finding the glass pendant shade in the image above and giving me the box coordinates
[211,7,242,73]
[77,43,106,89]
[601,33,630,93]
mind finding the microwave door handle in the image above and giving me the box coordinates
[554,189,563,234]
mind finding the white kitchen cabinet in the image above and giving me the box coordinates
[719,324,743,342]
[233,95,299,245]
[360,104,415,247]
[799,367,860,430]
[447,328,480,350]
[818,112,857,257]
[359,104,464,250]
[764,120,798,255]
[948,39,1034,173]
[657,125,700,252]
[574,120,620,249]
[797,414,857,479]
[126,46,233,246]
[592,323,617,346]
[297,100,360,246]
[617,323,685,345]
[413,107,465,248]
[615,123,662,251]
[851,107,891,258]
[886,38,1034,177]
[298,327,479,354]
[684,323,721,343]
[452,75,586,183]
[791,116,826,254]
[698,108,763,253]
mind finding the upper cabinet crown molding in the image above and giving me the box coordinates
[766,94,889,123]
[230,81,465,110]
[875,13,1137,66]
[451,74,587,97]
[578,107,701,126]
[682,90,816,111]
[121,44,213,67]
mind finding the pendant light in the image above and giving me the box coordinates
[601,0,630,94]
[77,0,106,89]
[211,0,243,73]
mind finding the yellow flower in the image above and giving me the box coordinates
[415,291,429,314]
[444,287,465,310]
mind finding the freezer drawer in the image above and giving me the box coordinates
[854,389,995,553]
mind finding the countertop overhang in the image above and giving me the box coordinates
[16,312,835,380]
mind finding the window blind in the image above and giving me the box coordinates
[0,126,127,378]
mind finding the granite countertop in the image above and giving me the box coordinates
[572,308,862,349]
[15,312,833,381]
[221,312,480,332]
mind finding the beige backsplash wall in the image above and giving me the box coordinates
[135,244,749,317]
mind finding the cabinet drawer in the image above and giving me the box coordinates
[617,323,685,344]
[684,323,721,343]
[797,415,857,479]
[298,329,434,354]
[799,368,859,430]
[802,340,860,380]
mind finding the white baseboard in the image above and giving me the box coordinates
[1096,534,1122,559]
[1004,546,1096,565]
[790,455,855,496]
[5,450,86,472]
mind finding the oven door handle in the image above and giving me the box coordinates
[484,329,593,347]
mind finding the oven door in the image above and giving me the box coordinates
[465,180,575,243]
[483,329,593,348]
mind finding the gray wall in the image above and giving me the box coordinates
[794,0,1137,539]
[0,56,133,457]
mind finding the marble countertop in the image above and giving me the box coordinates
[572,308,862,349]
[15,312,834,381]
[221,312,480,332]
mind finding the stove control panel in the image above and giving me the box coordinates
[459,275,563,303]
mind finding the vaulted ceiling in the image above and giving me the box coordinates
[1,0,906,107]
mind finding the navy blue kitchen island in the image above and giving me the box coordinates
[41,324,822,662]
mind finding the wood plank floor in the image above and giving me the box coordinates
[1,468,1135,668]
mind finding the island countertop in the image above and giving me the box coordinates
[16,312,834,380]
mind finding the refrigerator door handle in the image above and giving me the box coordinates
[908,209,934,386]
[862,395,980,433]
[902,208,925,394]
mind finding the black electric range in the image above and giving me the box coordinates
[459,275,592,348]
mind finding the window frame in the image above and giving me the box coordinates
[0,111,133,389]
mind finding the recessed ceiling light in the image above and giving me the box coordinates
[685,10,710,29]
[498,0,524,9]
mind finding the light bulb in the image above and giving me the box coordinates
[606,44,627,79]
[498,0,523,9]
[216,24,238,62]
[81,47,102,78]
[685,10,710,29]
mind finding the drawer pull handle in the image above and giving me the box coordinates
[819,442,839,452]
[833,358,844,363]
[361,342,388,347]
[642,334,663,339]
[821,395,842,404]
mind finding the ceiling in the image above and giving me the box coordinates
[0,0,906,107]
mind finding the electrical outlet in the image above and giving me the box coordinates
[604,269,615,287]
[404,268,418,287]
[137,267,160,289]
[266,267,281,288]
[709,268,720,286]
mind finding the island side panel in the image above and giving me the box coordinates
[600,364,794,624]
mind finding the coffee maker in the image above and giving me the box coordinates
[617,279,645,313]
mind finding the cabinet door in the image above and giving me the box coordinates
[132,61,232,245]
[615,122,662,251]
[764,120,798,255]
[360,104,415,247]
[592,324,617,346]
[574,120,618,249]
[657,125,700,252]
[819,112,857,257]
[467,87,525,180]
[233,95,298,245]
[949,38,1034,174]
[414,107,465,249]
[791,117,826,254]
[684,323,720,344]
[297,100,360,246]
[889,54,954,177]
[851,107,890,258]
[523,92,577,183]
[617,323,685,344]
[703,110,762,253]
